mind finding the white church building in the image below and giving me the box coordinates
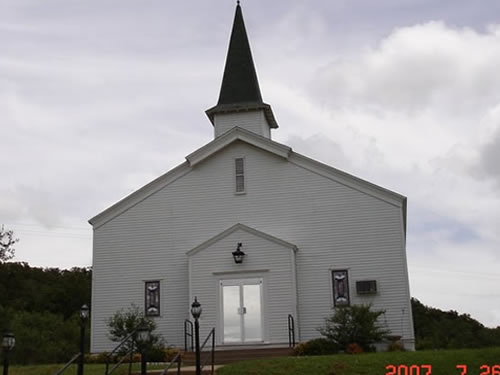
[89,3,415,352]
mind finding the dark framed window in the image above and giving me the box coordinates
[332,270,350,306]
[145,281,160,316]
[235,158,245,193]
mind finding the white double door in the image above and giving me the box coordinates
[221,278,263,344]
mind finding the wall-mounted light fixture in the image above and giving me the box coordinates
[232,242,245,264]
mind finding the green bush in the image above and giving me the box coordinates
[107,304,165,357]
[294,338,338,356]
[318,304,390,352]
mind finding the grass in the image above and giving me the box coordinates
[3,347,500,375]
[217,347,500,375]
[0,363,169,375]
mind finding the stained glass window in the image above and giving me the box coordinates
[145,281,160,316]
[332,270,350,307]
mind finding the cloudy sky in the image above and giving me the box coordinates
[2,0,500,328]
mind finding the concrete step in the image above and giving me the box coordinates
[134,365,223,375]
[182,347,294,365]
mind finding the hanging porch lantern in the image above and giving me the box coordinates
[232,242,245,264]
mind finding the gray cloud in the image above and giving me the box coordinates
[479,128,500,183]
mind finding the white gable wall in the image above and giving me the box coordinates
[91,140,414,351]
[188,227,297,344]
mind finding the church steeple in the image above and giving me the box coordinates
[206,2,278,139]
[217,2,262,105]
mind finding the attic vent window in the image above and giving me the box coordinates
[235,158,245,193]
[356,280,377,295]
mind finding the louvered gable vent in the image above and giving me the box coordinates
[235,158,245,193]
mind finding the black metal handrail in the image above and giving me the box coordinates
[160,351,182,375]
[288,314,296,348]
[53,352,81,375]
[105,329,138,375]
[106,348,134,375]
[184,319,194,351]
[200,328,215,375]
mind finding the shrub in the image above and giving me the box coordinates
[293,338,338,356]
[107,304,165,356]
[318,304,390,352]
[346,342,363,354]
[387,341,406,352]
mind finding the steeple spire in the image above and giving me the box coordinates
[206,2,278,138]
[217,2,262,106]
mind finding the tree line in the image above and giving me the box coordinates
[0,262,91,364]
[1,261,500,364]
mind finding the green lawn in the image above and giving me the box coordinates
[217,347,500,375]
[3,348,500,375]
[0,363,169,375]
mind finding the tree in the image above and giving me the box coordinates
[0,225,18,262]
[318,304,390,352]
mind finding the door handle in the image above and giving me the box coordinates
[238,307,247,315]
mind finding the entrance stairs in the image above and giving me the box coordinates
[184,346,294,365]
[140,346,294,374]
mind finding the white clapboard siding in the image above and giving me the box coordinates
[214,111,271,138]
[91,140,414,351]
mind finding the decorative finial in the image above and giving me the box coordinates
[237,0,240,5]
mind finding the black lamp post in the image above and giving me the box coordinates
[136,324,150,375]
[2,331,15,375]
[232,242,245,264]
[77,304,89,375]
[191,297,202,375]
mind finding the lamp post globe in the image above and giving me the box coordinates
[191,297,202,319]
[80,304,89,320]
[136,324,150,344]
[1,332,15,352]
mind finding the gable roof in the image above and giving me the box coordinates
[186,223,298,257]
[89,127,406,229]
[186,127,290,166]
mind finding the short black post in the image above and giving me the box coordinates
[140,349,147,375]
[194,318,201,375]
[3,354,9,375]
[77,304,89,375]
[77,322,85,375]
[190,297,202,375]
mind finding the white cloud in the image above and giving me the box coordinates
[270,21,500,327]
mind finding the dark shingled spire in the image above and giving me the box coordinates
[206,3,278,129]
[217,3,262,105]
